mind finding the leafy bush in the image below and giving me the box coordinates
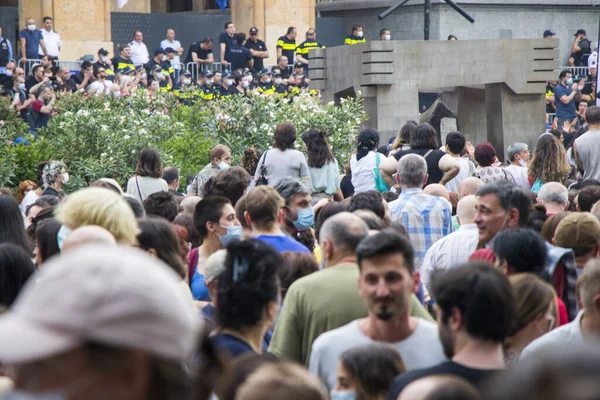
[0,90,367,192]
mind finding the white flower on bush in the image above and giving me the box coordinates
[76,110,90,117]
[100,125,108,131]
[139,129,147,136]
[100,152,107,158]
[122,135,131,140]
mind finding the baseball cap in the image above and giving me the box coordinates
[0,245,201,364]
[249,27,258,35]
[98,48,109,56]
[507,142,528,161]
[204,249,227,283]
[120,66,135,75]
[164,47,176,54]
[182,70,192,77]
[295,62,304,69]
[259,68,271,76]
[152,65,162,72]
[203,71,214,78]
[222,71,232,79]
[272,70,282,77]
[154,48,165,56]
[543,30,555,38]
[575,29,587,36]
[554,212,600,254]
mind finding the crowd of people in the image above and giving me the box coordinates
[1,108,600,399]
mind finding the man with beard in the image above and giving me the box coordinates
[386,262,515,399]
[308,229,446,391]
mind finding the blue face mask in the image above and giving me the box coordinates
[6,391,65,400]
[218,161,230,170]
[219,225,242,246]
[330,390,357,400]
[56,225,72,250]
[292,207,314,231]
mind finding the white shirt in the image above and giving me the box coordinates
[20,189,39,213]
[420,224,479,292]
[160,39,182,69]
[445,157,473,193]
[350,151,378,194]
[588,51,598,69]
[39,29,61,57]
[505,164,531,190]
[308,319,446,391]
[87,80,112,96]
[520,311,600,360]
[129,41,149,66]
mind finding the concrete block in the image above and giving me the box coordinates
[363,52,395,63]
[361,74,394,86]
[533,49,559,60]
[362,64,395,74]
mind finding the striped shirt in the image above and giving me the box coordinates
[389,188,453,271]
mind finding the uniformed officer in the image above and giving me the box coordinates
[129,30,149,67]
[199,71,218,100]
[295,28,325,76]
[163,47,177,83]
[93,48,115,81]
[218,71,236,97]
[150,65,170,93]
[173,70,197,104]
[272,70,289,98]
[345,25,366,45]
[276,27,298,64]
[0,26,13,73]
[256,68,275,95]
[112,45,135,72]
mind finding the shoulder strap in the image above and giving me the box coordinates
[376,152,381,167]
[135,176,143,200]
[423,149,434,160]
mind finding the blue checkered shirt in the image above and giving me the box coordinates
[389,188,454,271]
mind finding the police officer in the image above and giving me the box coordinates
[276,27,297,64]
[272,70,289,98]
[112,44,135,72]
[345,25,366,45]
[173,70,197,104]
[256,68,275,95]
[0,26,13,73]
[219,71,236,97]
[200,71,218,100]
[93,48,115,81]
[163,47,176,84]
[295,28,325,76]
[150,65,170,93]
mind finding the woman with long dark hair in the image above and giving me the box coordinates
[0,195,32,254]
[301,129,343,201]
[0,244,36,311]
[350,129,390,194]
[126,148,169,202]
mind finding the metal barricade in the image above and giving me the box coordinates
[186,62,229,80]
[559,66,590,78]
[55,60,84,77]
[18,59,44,74]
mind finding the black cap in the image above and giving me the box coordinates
[222,71,232,79]
[182,70,192,76]
[295,62,304,69]
[98,48,109,56]
[164,47,175,54]
[152,65,162,72]
[120,66,135,75]
[259,68,271,75]
[203,71,214,78]
[154,48,165,56]
[272,70,281,77]
[249,27,258,35]
[543,30,555,38]
[575,29,587,36]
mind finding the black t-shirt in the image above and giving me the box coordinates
[25,75,41,94]
[276,35,297,64]
[245,38,267,71]
[0,73,11,90]
[386,361,502,400]
[219,32,238,61]
[574,38,592,66]
[67,72,89,92]
[227,45,253,71]
[394,148,446,185]
[185,42,212,64]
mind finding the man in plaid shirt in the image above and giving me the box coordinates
[388,154,454,272]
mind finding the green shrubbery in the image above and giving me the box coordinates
[0,90,367,191]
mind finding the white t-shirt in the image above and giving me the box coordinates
[445,157,472,194]
[504,164,531,190]
[39,30,61,57]
[350,151,379,194]
[126,176,169,202]
[308,319,446,391]
[87,80,112,96]
[161,39,182,69]
[20,190,39,213]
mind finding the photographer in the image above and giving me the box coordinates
[67,60,94,92]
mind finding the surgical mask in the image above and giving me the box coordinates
[62,172,70,184]
[157,73,164,79]
[330,390,357,400]
[101,56,108,63]
[218,225,242,246]
[207,80,213,86]
[183,78,191,85]
[56,225,72,250]
[518,158,527,167]
[141,73,147,80]
[292,207,314,231]
[162,55,167,61]
[18,83,26,91]
[242,81,249,88]
[357,31,364,38]
[28,24,36,31]
[226,78,234,86]
[218,161,230,170]
[384,34,391,41]
[566,77,573,86]
[6,70,13,77]
[274,78,282,85]
[245,75,253,82]
[264,77,271,84]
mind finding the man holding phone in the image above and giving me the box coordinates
[555,69,585,130]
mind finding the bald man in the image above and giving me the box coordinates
[397,375,480,400]
[62,225,117,253]
[457,177,483,198]
[423,184,450,201]
[180,195,201,215]
[420,195,480,292]
[537,182,569,216]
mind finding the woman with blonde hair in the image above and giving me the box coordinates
[528,134,571,193]
[55,187,139,246]
[505,273,557,366]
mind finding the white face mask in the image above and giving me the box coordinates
[157,73,164,79]
[101,56,108,63]
[28,24,36,31]
[357,31,364,38]
[226,78,234,86]
[518,158,527,167]
[274,78,282,85]
[242,81,249,88]
[141,73,147,80]
[62,172,70,184]
[162,55,167,61]
[264,77,271,84]
[183,78,191,85]
[18,83,26,90]
[206,80,213,86]
[6,70,13,77]
[245,75,253,82]
[384,34,391,41]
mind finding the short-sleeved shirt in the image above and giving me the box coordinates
[254,148,309,187]
[296,40,325,73]
[276,35,297,64]
[308,159,341,197]
[574,38,591,66]
[210,333,255,358]
[19,29,43,59]
[67,72,89,92]
[219,32,238,61]
[227,45,252,71]
[245,38,267,71]
[25,75,41,95]
[160,39,181,68]
[394,148,446,185]
[186,42,211,64]
[553,82,577,119]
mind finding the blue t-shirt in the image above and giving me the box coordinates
[19,29,43,59]
[553,82,577,119]
[209,332,270,358]
[256,235,311,254]
[190,269,211,301]
[228,45,252,71]
[219,32,237,61]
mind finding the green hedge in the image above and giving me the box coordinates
[0,91,368,191]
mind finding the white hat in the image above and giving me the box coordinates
[0,245,201,364]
